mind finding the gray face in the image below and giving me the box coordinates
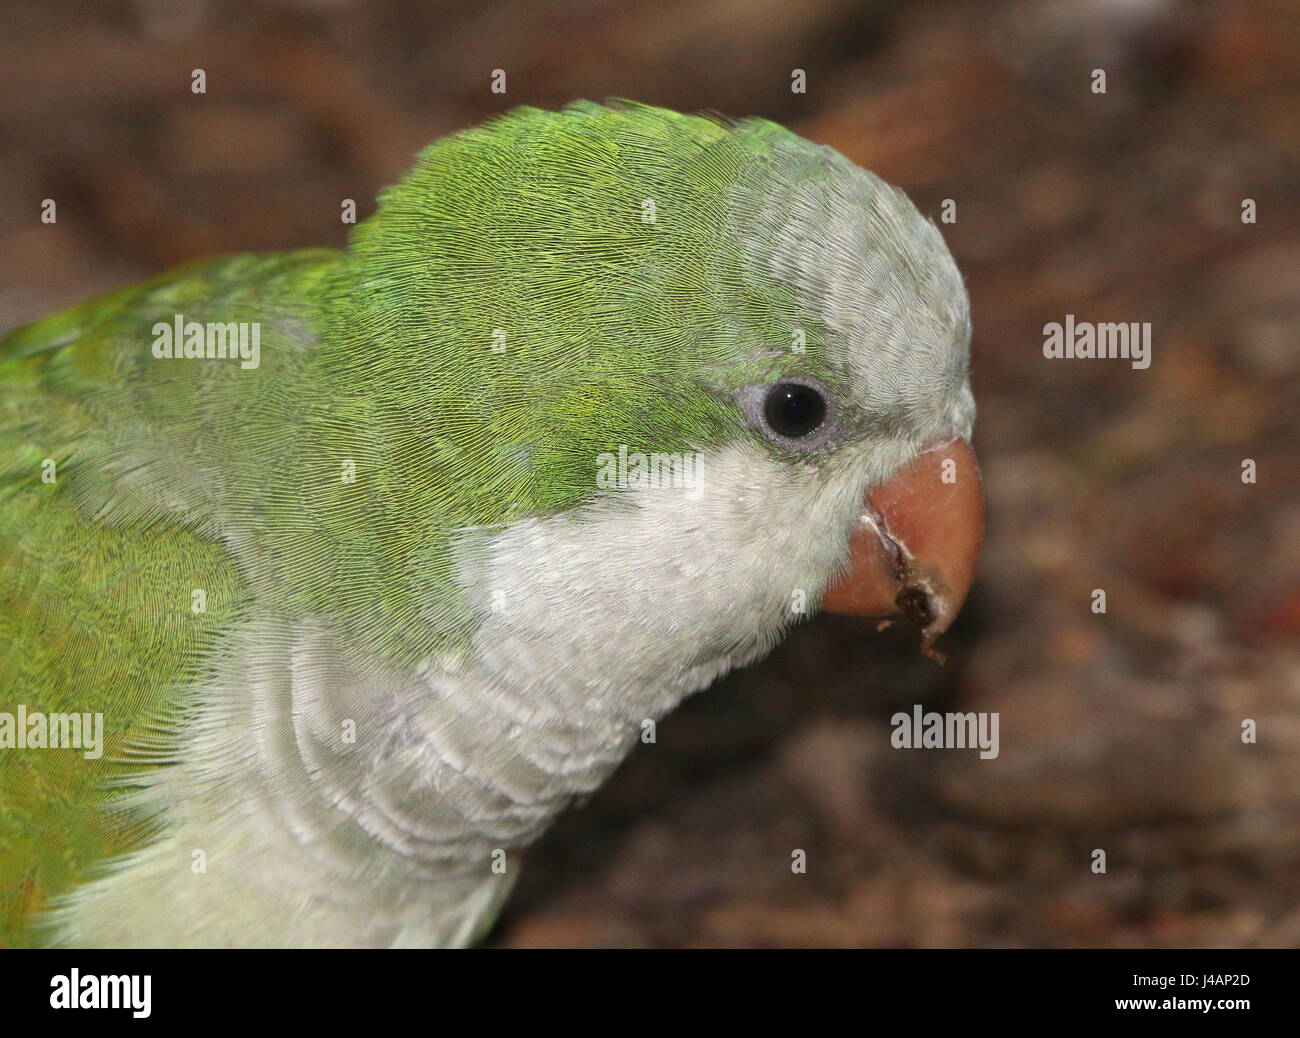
[730,138,974,458]
[453,147,977,702]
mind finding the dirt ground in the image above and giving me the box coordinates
[1,0,1296,947]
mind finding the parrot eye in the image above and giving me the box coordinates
[764,381,827,438]
[739,376,837,451]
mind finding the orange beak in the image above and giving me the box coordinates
[822,438,983,655]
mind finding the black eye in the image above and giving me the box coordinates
[764,381,827,438]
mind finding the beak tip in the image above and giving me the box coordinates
[822,438,983,655]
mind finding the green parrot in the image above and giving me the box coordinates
[0,100,982,948]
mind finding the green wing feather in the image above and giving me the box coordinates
[0,251,337,945]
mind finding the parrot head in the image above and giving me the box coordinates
[308,100,981,684]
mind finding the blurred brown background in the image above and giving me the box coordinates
[1,0,1297,947]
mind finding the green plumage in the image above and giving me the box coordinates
[0,101,863,945]
[0,255,327,944]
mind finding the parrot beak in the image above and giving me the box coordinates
[822,438,983,655]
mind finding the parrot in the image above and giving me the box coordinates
[0,99,982,948]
